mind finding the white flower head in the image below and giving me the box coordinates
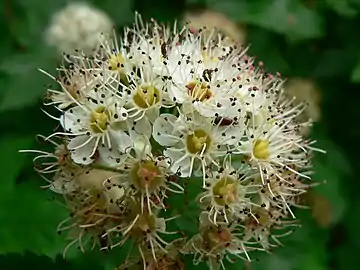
[114,137,184,212]
[163,36,247,118]
[183,212,255,265]
[46,2,113,53]
[198,159,258,225]
[152,111,244,181]
[58,91,131,165]
[22,12,326,265]
[123,63,174,123]
[104,197,177,262]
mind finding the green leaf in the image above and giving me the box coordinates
[312,152,347,225]
[326,0,358,17]
[247,29,289,74]
[10,0,68,46]
[89,0,134,27]
[0,136,34,195]
[351,54,360,82]
[0,46,57,112]
[0,182,68,258]
[209,0,323,41]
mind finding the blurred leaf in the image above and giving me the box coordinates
[326,0,358,17]
[89,0,134,26]
[351,54,360,82]
[0,46,57,112]
[10,0,67,46]
[311,146,347,225]
[209,0,323,40]
[250,211,328,270]
[314,49,357,78]
[0,252,103,270]
[0,136,33,195]
[0,181,68,258]
[247,29,289,73]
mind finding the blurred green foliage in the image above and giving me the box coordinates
[1,0,359,269]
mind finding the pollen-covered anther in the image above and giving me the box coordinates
[186,129,212,154]
[186,81,212,102]
[202,225,233,249]
[253,139,270,160]
[90,106,110,133]
[128,213,157,238]
[133,85,160,108]
[213,177,238,206]
[108,53,125,71]
[130,160,164,192]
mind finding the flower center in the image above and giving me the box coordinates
[129,213,157,238]
[130,160,164,192]
[212,177,238,206]
[203,226,232,249]
[247,208,270,227]
[253,139,270,160]
[186,81,212,102]
[186,129,211,155]
[133,85,160,109]
[90,106,110,133]
[108,53,125,72]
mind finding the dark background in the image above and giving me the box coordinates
[0,0,359,269]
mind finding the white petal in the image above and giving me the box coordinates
[61,106,88,132]
[152,114,180,146]
[146,107,160,123]
[68,135,97,165]
[108,129,132,152]
[214,126,244,145]
[133,136,152,157]
[98,146,127,167]
[168,84,187,103]
[164,148,191,177]
[130,116,152,139]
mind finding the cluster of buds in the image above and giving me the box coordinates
[24,13,325,269]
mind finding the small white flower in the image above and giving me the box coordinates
[123,64,174,123]
[58,179,125,256]
[182,212,255,264]
[152,112,243,180]
[104,197,177,261]
[235,108,313,185]
[198,159,256,224]
[163,39,245,118]
[114,137,183,212]
[45,2,113,53]
[41,64,103,110]
[58,92,131,165]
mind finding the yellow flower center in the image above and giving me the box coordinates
[202,51,219,64]
[108,53,125,71]
[212,177,238,206]
[90,106,110,133]
[133,85,160,109]
[130,160,164,192]
[186,129,211,155]
[186,81,212,102]
[253,139,270,160]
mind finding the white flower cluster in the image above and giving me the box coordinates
[45,2,113,53]
[26,13,324,269]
